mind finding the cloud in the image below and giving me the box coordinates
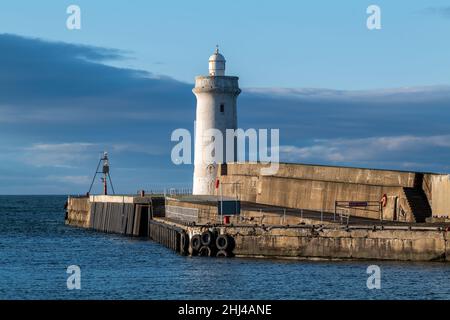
[244,86,450,103]
[240,85,450,146]
[21,142,167,168]
[22,143,98,168]
[0,33,450,193]
[46,175,91,185]
[111,143,165,155]
[0,33,193,126]
[280,135,450,172]
[27,143,95,152]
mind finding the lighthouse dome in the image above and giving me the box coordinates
[209,46,226,76]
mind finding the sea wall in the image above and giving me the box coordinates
[429,174,450,218]
[66,196,450,262]
[175,221,449,262]
[66,195,160,236]
[224,162,418,186]
[226,225,449,262]
[215,163,435,221]
[66,197,90,228]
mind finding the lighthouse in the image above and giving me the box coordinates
[192,47,241,195]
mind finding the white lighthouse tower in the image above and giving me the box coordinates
[192,47,241,195]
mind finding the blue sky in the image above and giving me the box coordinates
[2,0,450,89]
[0,1,450,194]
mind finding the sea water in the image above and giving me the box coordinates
[0,195,449,300]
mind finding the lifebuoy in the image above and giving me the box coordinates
[380,194,388,207]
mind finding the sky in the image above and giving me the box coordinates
[0,1,450,194]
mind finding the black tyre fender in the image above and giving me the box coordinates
[191,234,202,252]
[216,250,228,258]
[216,234,229,251]
[198,246,212,257]
[180,232,189,254]
[201,230,214,247]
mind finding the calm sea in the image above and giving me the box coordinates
[0,195,449,300]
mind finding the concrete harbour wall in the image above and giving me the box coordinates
[66,196,154,236]
[225,225,449,262]
[429,175,450,218]
[215,163,449,221]
[66,195,450,262]
[161,219,449,262]
[66,197,90,228]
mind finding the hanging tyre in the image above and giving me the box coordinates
[201,230,214,247]
[216,250,228,257]
[180,232,189,255]
[198,246,212,257]
[190,234,202,252]
[216,234,229,251]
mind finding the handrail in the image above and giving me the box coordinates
[334,200,383,224]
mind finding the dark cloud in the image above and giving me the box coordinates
[0,34,449,193]
[280,135,450,173]
[0,33,193,124]
[240,86,450,141]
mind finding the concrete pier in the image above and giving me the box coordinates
[65,194,450,262]
[65,195,165,236]
[214,163,450,223]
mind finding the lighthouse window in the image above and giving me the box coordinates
[220,104,225,113]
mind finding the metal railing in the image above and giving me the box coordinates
[334,200,382,224]
[239,207,332,225]
[165,205,198,223]
[141,187,192,196]
[252,208,288,224]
